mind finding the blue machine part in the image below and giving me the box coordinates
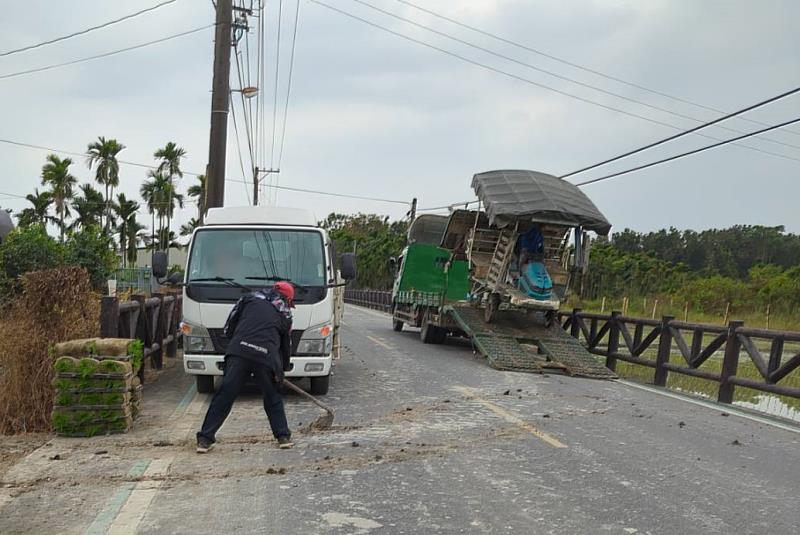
[517,261,553,300]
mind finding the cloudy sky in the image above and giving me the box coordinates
[1,0,798,237]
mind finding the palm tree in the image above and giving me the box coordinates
[154,142,186,180]
[41,154,78,242]
[115,193,140,268]
[154,142,186,245]
[180,217,200,237]
[140,169,184,251]
[86,137,125,231]
[16,189,54,228]
[69,183,105,232]
[126,220,146,266]
[187,174,206,221]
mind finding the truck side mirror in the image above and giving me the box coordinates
[152,251,168,279]
[340,253,357,281]
[167,271,184,285]
[389,257,397,276]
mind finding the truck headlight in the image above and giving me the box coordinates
[181,321,215,353]
[296,323,333,355]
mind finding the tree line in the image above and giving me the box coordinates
[584,226,800,315]
[11,137,206,267]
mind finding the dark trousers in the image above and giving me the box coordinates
[197,354,290,442]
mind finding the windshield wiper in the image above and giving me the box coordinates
[246,276,308,294]
[188,276,252,292]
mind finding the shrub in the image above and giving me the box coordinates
[0,225,64,296]
[64,226,118,290]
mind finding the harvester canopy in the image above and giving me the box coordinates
[471,169,611,235]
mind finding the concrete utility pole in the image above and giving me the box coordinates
[205,0,233,212]
[253,166,259,206]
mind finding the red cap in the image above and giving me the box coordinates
[273,281,295,307]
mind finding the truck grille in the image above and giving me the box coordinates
[207,329,305,355]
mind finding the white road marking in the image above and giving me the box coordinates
[366,335,393,350]
[453,386,568,448]
[617,379,800,434]
[107,456,174,534]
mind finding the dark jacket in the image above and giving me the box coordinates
[223,291,292,380]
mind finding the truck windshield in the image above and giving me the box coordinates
[187,228,326,287]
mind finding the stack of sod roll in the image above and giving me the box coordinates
[51,338,144,437]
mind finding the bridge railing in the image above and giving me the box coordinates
[341,291,800,404]
[99,293,183,383]
[559,308,800,404]
[344,289,392,312]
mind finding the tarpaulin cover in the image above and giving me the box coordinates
[471,169,611,234]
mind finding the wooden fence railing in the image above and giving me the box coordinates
[558,309,800,403]
[99,293,182,383]
[341,291,800,404]
[344,289,392,312]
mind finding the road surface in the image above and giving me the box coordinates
[1,305,798,534]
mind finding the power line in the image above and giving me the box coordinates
[392,0,800,139]
[0,0,179,58]
[576,116,800,187]
[349,0,800,151]
[561,85,800,178]
[0,24,215,81]
[277,0,302,169]
[0,137,408,206]
[0,138,203,177]
[224,176,410,204]
[270,0,284,174]
[229,93,253,205]
[309,1,800,165]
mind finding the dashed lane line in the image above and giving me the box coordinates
[453,386,568,449]
[366,335,393,350]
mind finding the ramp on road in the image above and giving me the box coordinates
[446,304,617,379]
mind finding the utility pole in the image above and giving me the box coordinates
[205,0,232,212]
[253,166,259,206]
[409,197,417,221]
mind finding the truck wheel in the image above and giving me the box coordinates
[392,318,404,332]
[484,293,500,323]
[310,374,330,395]
[196,375,215,394]
[421,311,445,344]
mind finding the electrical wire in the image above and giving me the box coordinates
[0,137,408,206]
[223,177,411,204]
[229,94,253,205]
[309,1,800,165]
[270,0,284,175]
[278,0,300,169]
[0,24,216,81]
[0,0,179,58]
[576,116,800,186]
[277,0,302,169]
[349,0,800,151]
[392,0,800,138]
[561,85,800,178]
[0,138,203,177]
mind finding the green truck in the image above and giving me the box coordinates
[388,170,617,378]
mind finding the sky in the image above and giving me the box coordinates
[0,0,798,238]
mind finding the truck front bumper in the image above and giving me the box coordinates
[183,353,332,377]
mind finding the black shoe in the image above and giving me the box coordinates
[196,436,215,453]
[277,436,294,449]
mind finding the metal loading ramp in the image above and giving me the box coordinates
[446,304,617,379]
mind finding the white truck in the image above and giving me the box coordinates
[153,206,355,395]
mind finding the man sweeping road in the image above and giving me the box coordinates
[196,281,296,452]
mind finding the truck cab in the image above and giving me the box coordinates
[177,206,354,395]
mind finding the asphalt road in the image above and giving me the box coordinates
[1,304,799,534]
